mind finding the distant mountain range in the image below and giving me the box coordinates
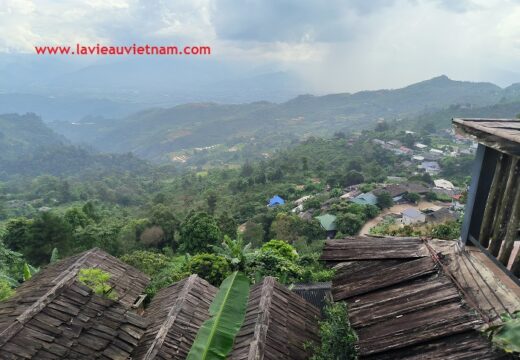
[0,55,303,121]
[48,75,520,162]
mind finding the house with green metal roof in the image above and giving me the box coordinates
[315,213,337,239]
[351,192,378,206]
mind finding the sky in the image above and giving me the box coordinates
[1,0,520,93]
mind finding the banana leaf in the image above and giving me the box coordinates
[187,271,250,360]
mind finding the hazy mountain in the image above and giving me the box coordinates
[0,94,145,123]
[50,75,516,162]
[0,113,156,179]
[0,55,302,121]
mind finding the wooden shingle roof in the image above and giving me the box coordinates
[321,236,505,359]
[230,277,320,360]
[0,250,321,359]
[0,248,150,359]
[132,275,217,360]
[453,118,520,156]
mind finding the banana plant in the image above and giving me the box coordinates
[486,311,520,354]
[187,271,250,360]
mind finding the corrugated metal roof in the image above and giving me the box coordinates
[316,214,337,231]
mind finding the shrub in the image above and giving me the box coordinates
[77,268,118,300]
[0,278,14,301]
[261,240,298,261]
[336,213,364,236]
[145,257,190,299]
[184,253,231,286]
[120,250,170,276]
[308,301,358,360]
[430,221,461,240]
[246,251,302,284]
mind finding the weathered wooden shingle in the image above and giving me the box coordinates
[0,248,150,359]
[1,250,322,359]
[230,277,320,360]
[321,236,506,359]
[453,118,520,156]
[132,274,217,360]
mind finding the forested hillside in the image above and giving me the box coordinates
[50,76,518,162]
[0,113,169,180]
[1,115,472,299]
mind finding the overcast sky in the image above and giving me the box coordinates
[1,0,520,93]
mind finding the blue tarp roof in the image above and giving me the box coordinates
[268,195,285,207]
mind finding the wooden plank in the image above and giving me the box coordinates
[489,156,519,257]
[349,277,460,328]
[498,163,520,265]
[332,258,437,300]
[140,275,197,360]
[356,302,482,356]
[321,237,429,261]
[479,153,510,247]
[453,118,520,156]
[363,331,501,360]
[245,277,275,360]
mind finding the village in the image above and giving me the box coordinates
[259,126,473,244]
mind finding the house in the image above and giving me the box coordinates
[412,155,425,162]
[401,160,413,168]
[434,179,455,190]
[294,195,313,205]
[340,189,361,200]
[351,192,378,206]
[372,184,408,203]
[399,146,413,155]
[420,161,441,174]
[298,210,314,221]
[387,140,401,147]
[451,194,465,210]
[320,236,511,359]
[430,148,444,155]
[415,142,428,149]
[426,207,459,224]
[268,195,285,207]
[316,214,338,239]
[405,182,431,194]
[372,139,386,146]
[291,204,304,213]
[401,208,426,225]
[0,249,321,360]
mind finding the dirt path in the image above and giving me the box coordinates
[359,201,445,235]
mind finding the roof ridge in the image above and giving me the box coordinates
[247,276,276,360]
[0,248,97,346]
[141,274,199,360]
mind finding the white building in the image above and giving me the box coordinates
[434,179,455,190]
[401,208,426,225]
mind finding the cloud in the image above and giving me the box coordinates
[211,0,397,43]
[1,0,520,93]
